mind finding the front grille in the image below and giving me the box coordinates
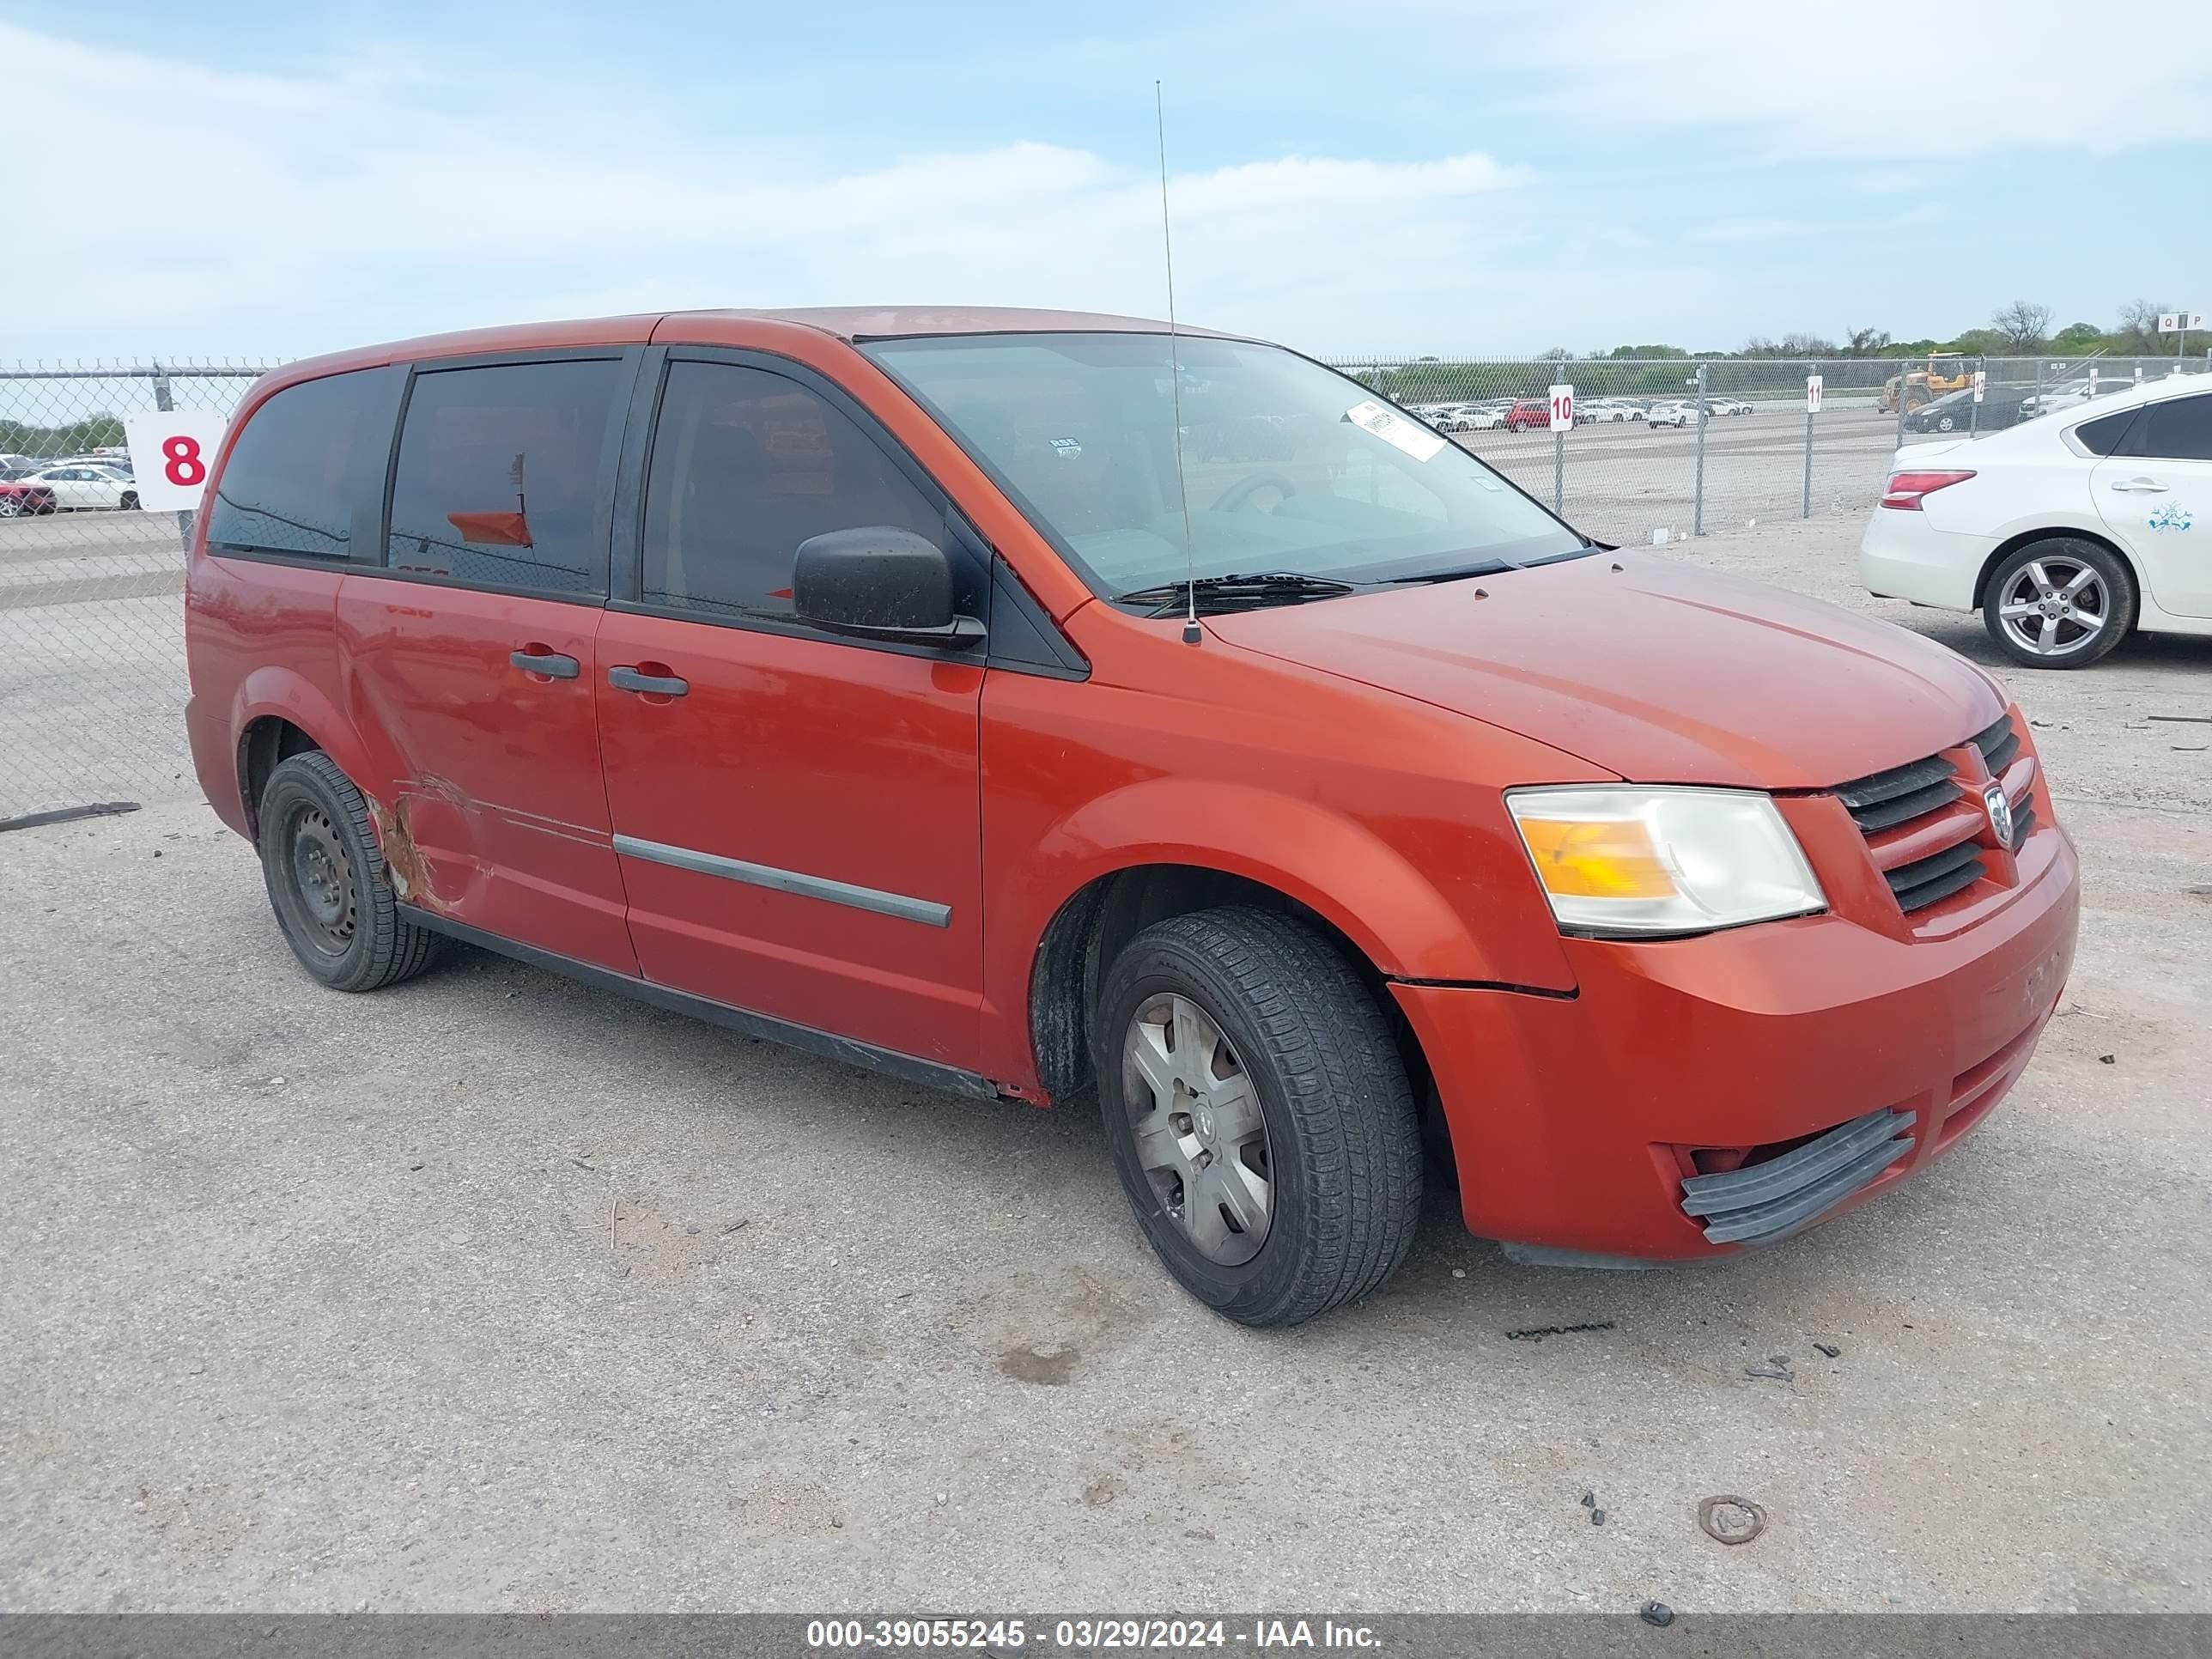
[1680,1107,1917,1244]
[1836,711,2027,915]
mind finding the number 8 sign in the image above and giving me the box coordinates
[122,411,230,511]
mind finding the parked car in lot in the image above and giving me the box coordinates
[10,463,138,510]
[0,477,59,516]
[1443,405,1504,432]
[1706,398,1754,416]
[1904,386,2035,434]
[1501,398,1553,431]
[1646,402,1694,428]
[2,452,45,477]
[1581,401,1638,423]
[187,306,2077,1327]
[1862,373,2212,667]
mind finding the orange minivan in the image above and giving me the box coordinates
[184,307,2079,1325]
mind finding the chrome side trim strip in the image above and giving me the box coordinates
[611,833,952,928]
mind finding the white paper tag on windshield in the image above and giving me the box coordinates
[1345,399,1446,462]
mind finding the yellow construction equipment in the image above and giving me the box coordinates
[1881,353,1973,415]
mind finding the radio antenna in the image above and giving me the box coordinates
[1155,80,1201,646]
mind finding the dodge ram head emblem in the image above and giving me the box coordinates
[1983,782,2015,848]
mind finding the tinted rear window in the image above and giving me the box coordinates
[2140,392,2212,461]
[206,368,398,557]
[2073,408,2136,456]
[385,359,624,594]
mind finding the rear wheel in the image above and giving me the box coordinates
[1982,538,2135,669]
[1095,905,1423,1328]
[118,489,140,510]
[0,498,21,518]
[257,751,445,991]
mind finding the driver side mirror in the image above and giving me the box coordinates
[792,527,985,650]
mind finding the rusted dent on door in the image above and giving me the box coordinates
[370,793,447,913]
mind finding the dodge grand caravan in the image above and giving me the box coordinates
[184,307,2079,1327]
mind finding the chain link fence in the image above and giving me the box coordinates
[3,352,2206,822]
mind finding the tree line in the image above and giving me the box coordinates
[1576,298,2185,362]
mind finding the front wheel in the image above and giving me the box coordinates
[1095,906,1423,1328]
[0,498,21,519]
[1982,538,2136,669]
[118,490,140,509]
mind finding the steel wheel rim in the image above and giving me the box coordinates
[1121,993,1273,1267]
[281,804,358,957]
[1996,556,2107,657]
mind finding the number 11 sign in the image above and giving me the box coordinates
[121,411,229,511]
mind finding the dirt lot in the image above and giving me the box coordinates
[3,516,2208,1613]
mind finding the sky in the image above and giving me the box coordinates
[5,0,2209,363]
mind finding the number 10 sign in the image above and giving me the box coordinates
[121,411,229,511]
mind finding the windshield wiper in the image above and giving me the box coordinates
[1113,572,1360,614]
[1386,558,1516,585]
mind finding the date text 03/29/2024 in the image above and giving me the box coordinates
[805,1619,1382,1650]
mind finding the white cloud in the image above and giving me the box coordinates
[1502,0,2212,157]
[0,23,1535,359]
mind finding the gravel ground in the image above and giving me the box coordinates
[3,516,2209,1613]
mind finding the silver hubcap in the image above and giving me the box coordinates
[1996,557,2106,657]
[1121,994,1273,1266]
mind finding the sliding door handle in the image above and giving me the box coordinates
[510,648,580,678]
[608,665,689,696]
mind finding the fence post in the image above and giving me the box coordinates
[1692,362,1709,537]
[151,365,195,550]
[1893,362,1906,451]
[1802,361,1814,518]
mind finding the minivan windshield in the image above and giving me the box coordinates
[862,332,1589,604]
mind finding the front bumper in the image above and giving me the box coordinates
[1395,808,2079,1261]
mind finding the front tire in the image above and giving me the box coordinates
[1982,538,2136,669]
[1095,906,1423,1328]
[118,490,140,510]
[257,751,445,991]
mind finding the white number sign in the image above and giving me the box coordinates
[1548,384,1574,434]
[1805,374,1823,413]
[1972,370,1987,403]
[121,412,229,511]
[2158,312,2203,332]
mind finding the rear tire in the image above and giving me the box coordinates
[257,751,445,991]
[118,490,139,510]
[1981,538,2135,670]
[1094,905,1423,1328]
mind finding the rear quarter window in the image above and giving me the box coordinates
[2072,407,2142,457]
[2139,392,2212,461]
[206,368,400,557]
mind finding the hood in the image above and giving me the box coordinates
[1206,553,2004,789]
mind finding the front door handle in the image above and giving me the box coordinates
[2109,478,2169,493]
[510,648,580,678]
[608,665,690,696]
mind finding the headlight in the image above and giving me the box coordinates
[1506,787,1826,938]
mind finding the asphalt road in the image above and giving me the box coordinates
[3,517,2209,1613]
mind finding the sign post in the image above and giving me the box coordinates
[1802,373,1820,518]
[1548,383,1573,514]
[121,410,228,551]
[1969,367,1986,438]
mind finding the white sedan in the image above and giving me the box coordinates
[1707,397,1754,416]
[1441,406,1504,432]
[19,464,140,510]
[1645,403,1694,429]
[1859,373,2212,667]
[1582,401,1638,423]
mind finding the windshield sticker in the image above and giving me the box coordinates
[1345,399,1447,462]
[2146,502,2192,532]
[1049,437,1083,460]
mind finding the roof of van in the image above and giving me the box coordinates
[248,307,1250,398]
[671,306,1234,340]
